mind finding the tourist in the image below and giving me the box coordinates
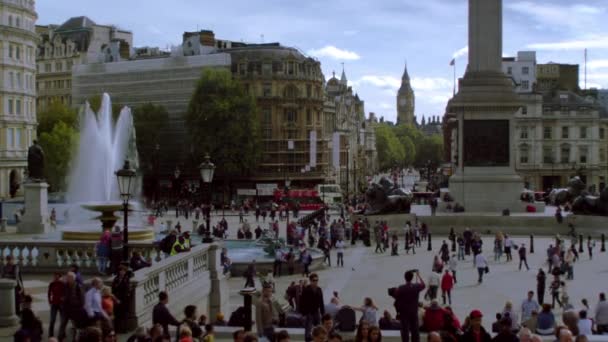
[432,255,444,273]
[336,238,345,267]
[255,283,279,340]
[564,250,575,280]
[178,325,193,342]
[475,252,489,284]
[391,270,426,342]
[244,260,256,288]
[595,292,608,334]
[322,313,336,335]
[536,304,555,335]
[558,328,573,342]
[441,269,454,305]
[503,235,514,262]
[311,326,327,342]
[587,238,595,260]
[494,232,504,262]
[233,329,246,342]
[440,240,450,264]
[275,330,291,342]
[492,313,503,333]
[58,271,84,341]
[215,312,227,326]
[300,273,324,342]
[379,310,401,330]
[448,254,457,283]
[492,316,518,342]
[457,235,465,260]
[130,251,151,271]
[273,246,283,277]
[47,272,64,338]
[550,276,563,309]
[422,300,445,332]
[426,269,441,301]
[96,229,111,274]
[536,269,546,305]
[428,331,442,342]
[349,297,378,326]
[84,278,110,324]
[202,324,215,342]
[577,310,593,336]
[325,297,341,319]
[355,321,370,342]
[521,291,540,324]
[14,308,42,342]
[101,286,117,321]
[152,291,181,336]
[460,310,491,342]
[110,225,123,274]
[112,265,131,332]
[368,326,383,342]
[286,248,296,275]
[518,243,530,271]
[301,249,313,277]
[501,301,520,332]
[522,312,538,333]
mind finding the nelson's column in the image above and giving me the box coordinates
[447,0,524,212]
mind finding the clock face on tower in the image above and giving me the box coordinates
[399,98,407,106]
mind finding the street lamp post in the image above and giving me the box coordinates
[285,178,291,228]
[115,160,137,264]
[199,154,215,242]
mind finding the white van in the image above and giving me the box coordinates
[316,184,343,205]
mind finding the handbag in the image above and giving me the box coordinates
[484,266,489,273]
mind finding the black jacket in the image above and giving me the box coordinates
[152,302,181,336]
[460,327,492,342]
[492,332,519,342]
[299,285,324,315]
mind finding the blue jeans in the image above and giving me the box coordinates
[304,312,320,341]
[458,246,465,260]
[477,267,485,283]
[49,304,61,337]
[97,256,108,273]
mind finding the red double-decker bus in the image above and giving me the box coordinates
[273,188,324,211]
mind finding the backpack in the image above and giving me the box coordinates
[335,307,357,332]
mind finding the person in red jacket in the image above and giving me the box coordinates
[441,269,455,305]
[423,300,445,332]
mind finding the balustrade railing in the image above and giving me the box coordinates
[0,241,165,273]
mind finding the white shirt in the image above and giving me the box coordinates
[578,318,593,336]
[335,241,345,252]
[84,287,104,318]
[475,254,488,268]
[448,258,457,271]
[428,272,441,286]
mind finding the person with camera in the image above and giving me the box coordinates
[389,270,426,342]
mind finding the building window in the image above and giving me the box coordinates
[8,99,13,114]
[579,147,588,164]
[306,109,312,125]
[543,127,552,139]
[560,146,570,164]
[522,66,529,75]
[543,147,553,164]
[44,64,51,72]
[601,148,606,163]
[306,84,311,98]
[8,15,12,27]
[9,71,14,89]
[601,128,605,139]
[521,80,529,90]
[507,67,512,75]
[543,106,552,114]
[14,128,21,148]
[284,85,297,99]
[262,83,272,97]
[287,62,295,75]
[239,63,246,76]
[262,108,271,125]
[55,62,62,71]
[8,44,12,58]
[262,63,271,76]
[562,127,569,139]
[580,126,587,139]
[6,128,13,149]
[15,17,19,28]
[15,46,20,60]
[520,127,528,139]
[15,99,21,115]
[66,60,73,70]
[284,109,297,123]
[522,106,527,115]
[520,147,529,164]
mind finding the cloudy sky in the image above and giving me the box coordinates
[38,0,608,123]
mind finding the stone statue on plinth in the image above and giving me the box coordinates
[363,177,413,215]
[26,140,45,182]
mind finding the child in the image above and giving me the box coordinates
[179,325,193,342]
[202,324,215,342]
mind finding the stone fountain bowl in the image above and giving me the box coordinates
[61,201,155,241]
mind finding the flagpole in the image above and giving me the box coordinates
[453,60,456,96]
[584,48,587,90]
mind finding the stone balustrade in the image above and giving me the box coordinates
[126,242,228,330]
[0,240,166,274]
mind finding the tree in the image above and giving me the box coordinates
[375,125,405,171]
[36,102,79,191]
[415,134,444,167]
[185,68,261,177]
[132,103,169,171]
[38,122,78,191]
[87,94,123,121]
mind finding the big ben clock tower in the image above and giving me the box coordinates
[396,63,415,125]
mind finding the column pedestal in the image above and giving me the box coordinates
[0,280,18,327]
[17,182,50,234]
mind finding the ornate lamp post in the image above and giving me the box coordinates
[285,178,291,227]
[199,154,215,241]
[115,160,137,264]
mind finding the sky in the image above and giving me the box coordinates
[37,0,608,123]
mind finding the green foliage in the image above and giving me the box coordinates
[375,122,444,171]
[38,122,78,191]
[375,125,405,170]
[185,68,261,177]
[36,102,79,191]
[132,103,170,171]
[87,95,122,121]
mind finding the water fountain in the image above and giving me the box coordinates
[61,93,154,241]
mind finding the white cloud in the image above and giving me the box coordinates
[411,77,452,92]
[308,45,361,60]
[452,46,468,59]
[527,36,608,51]
[506,2,604,31]
[357,75,401,89]
[379,102,392,109]
[588,60,608,70]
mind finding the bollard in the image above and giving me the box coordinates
[0,279,18,327]
[602,234,606,252]
[239,288,255,332]
[451,235,456,252]
[427,233,432,251]
[530,234,534,254]
[579,234,584,253]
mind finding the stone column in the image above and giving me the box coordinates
[17,182,50,234]
[0,279,18,327]
[468,0,502,73]
[208,244,229,320]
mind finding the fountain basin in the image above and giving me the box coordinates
[60,202,155,241]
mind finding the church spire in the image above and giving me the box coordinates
[340,62,347,85]
[402,61,410,81]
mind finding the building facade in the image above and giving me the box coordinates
[0,0,38,198]
[536,63,579,93]
[502,51,536,93]
[36,16,132,111]
[396,64,415,125]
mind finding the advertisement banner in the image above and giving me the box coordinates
[332,132,340,169]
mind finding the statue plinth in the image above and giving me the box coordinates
[17,182,50,234]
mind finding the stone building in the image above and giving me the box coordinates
[396,64,415,126]
[536,62,579,93]
[0,0,38,198]
[36,16,132,111]
[502,51,536,93]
